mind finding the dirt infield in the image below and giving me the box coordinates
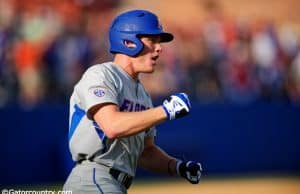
[128,177,300,194]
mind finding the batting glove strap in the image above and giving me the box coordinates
[177,160,202,184]
[162,93,191,120]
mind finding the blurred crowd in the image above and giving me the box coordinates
[0,0,300,108]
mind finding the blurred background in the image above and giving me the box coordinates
[0,0,300,193]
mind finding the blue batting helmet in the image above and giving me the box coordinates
[109,9,174,57]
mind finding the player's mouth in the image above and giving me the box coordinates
[151,55,159,62]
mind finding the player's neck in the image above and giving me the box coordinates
[113,54,139,81]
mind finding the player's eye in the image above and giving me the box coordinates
[139,35,161,43]
[148,36,161,43]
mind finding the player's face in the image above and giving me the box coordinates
[132,35,162,73]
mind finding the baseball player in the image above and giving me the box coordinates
[63,9,202,194]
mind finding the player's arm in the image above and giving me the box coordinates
[91,103,166,138]
[90,93,191,139]
[138,136,178,175]
[138,137,203,184]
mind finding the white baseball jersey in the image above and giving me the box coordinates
[68,62,156,177]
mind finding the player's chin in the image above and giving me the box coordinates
[142,67,155,74]
[143,63,156,73]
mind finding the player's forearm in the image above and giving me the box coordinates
[95,106,167,139]
[138,145,178,176]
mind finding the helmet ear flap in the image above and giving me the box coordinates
[123,40,137,49]
[110,31,144,56]
[123,35,144,56]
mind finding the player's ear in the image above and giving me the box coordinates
[124,40,137,49]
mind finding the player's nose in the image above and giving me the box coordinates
[155,42,162,53]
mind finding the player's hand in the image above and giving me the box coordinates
[162,93,191,120]
[177,160,202,184]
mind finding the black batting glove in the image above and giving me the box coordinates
[177,160,202,184]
